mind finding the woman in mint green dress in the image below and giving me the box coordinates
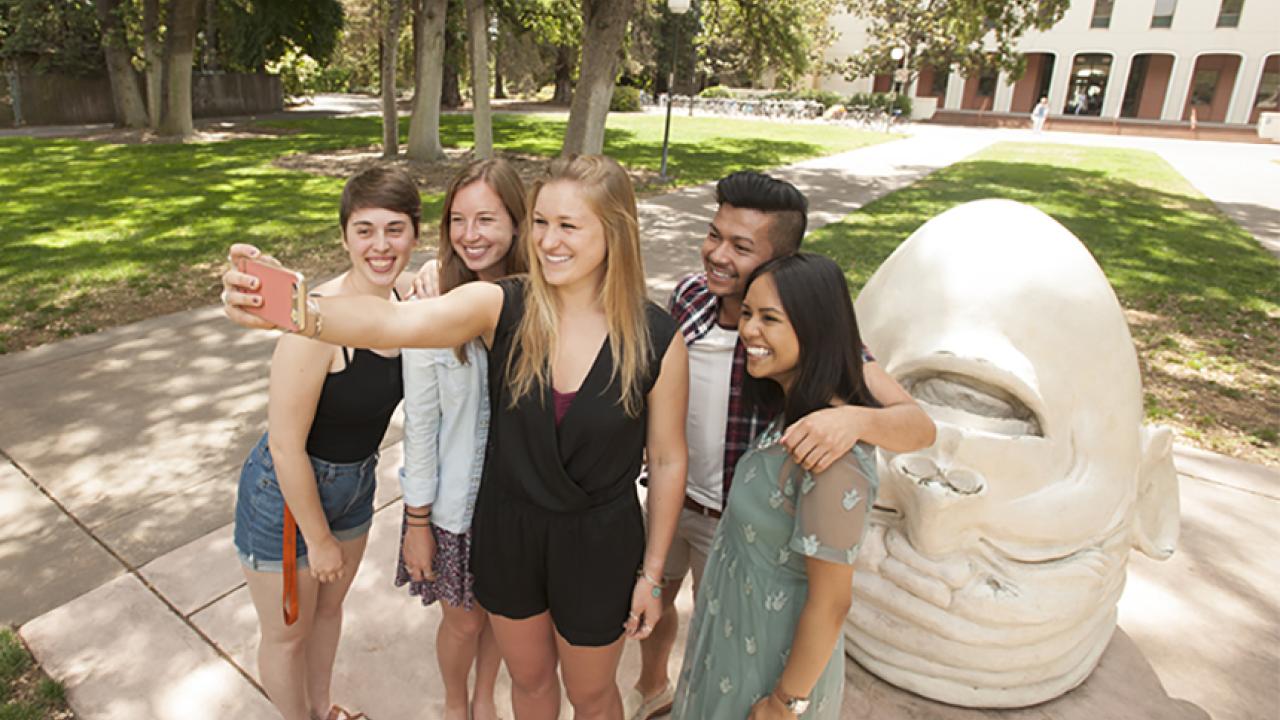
[673,253,888,720]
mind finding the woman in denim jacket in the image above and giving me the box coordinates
[396,158,529,720]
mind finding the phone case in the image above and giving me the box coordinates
[239,258,307,332]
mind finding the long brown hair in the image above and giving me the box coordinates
[507,154,652,417]
[437,158,529,362]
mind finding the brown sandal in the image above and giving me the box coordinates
[323,706,366,720]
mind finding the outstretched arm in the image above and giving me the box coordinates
[220,243,504,350]
[782,360,936,473]
[303,281,502,350]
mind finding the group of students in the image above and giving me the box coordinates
[221,153,936,720]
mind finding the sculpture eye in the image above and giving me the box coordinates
[906,372,1043,438]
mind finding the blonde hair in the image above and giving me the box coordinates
[437,158,529,362]
[507,154,652,417]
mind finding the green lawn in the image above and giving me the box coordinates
[0,627,68,719]
[806,142,1280,464]
[0,112,889,353]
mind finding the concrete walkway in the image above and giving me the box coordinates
[3,125,1277,719]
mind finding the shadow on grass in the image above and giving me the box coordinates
[0,112,882,349]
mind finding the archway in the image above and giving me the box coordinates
[1064,53,1112,116]
[1183,54,1241,122]
[1249,54,1279,125]
[1120,53,1175,119]
[1010,53,1056,113]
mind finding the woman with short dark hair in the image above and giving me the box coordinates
[232,166,420,720]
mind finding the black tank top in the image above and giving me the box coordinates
[480,277,677,513]
[305,346,404,464]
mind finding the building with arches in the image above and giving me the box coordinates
[817,0,1279,128]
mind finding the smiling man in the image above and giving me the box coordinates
[625,171,936,720]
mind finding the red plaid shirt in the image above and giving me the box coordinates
[668,273,874,504]
[668,274,771,503]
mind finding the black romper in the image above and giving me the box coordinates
[470,277,678,646]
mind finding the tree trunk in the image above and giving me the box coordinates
[466,0,492,158]
[552,45,573,105]
[407,0,447,161]
[202,0,219,71]
[96,0,148,128]
[493,36,505,100]
[159,0,200,138]
[562,0,633,156]
[381,0,407,158]
[441,29,462,110]
[142,0,162,129]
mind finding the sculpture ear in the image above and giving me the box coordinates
[1132,425,1179,560]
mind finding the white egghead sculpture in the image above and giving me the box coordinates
[847,199,1180,708]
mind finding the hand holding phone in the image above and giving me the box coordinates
[237,258,308,333]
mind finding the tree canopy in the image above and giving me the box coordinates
[0,0,103,76]
[697,0,840,88]
[217,0,345,72]
[839,0,1071,85]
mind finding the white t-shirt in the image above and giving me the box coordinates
[685,323,737,511]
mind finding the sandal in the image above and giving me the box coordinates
[323,706,366,720]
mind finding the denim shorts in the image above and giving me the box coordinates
[234,434,379,572]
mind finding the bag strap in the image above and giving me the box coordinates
[282,505,300,625]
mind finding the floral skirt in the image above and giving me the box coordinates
[394,518,477,610]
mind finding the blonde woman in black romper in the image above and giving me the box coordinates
[223,155,689,720]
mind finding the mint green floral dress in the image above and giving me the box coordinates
[672,419,877,720]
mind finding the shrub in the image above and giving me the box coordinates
[846,91,911,115]
[763,88,842,109]
[698,85,733,99]
[267,47,323,98]
[796,89,843,109]
[610,85,642,112]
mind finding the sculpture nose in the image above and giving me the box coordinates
[889,424,987,558]
[893,453,985,495]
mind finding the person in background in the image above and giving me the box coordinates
[1031,97,1050,133]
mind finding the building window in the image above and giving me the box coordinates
[1189,70,1220,106]
[1151,0,1177,28]
[977,70,998,98]
[1217,0,1244,28]
[1252,70,1278,112]
[931,70,949,98]
[1090,0,1114,28]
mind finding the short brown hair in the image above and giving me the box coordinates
[339,166,422,237]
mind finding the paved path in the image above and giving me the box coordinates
[3,124,1278,719]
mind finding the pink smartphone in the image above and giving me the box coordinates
[238,258,307,332]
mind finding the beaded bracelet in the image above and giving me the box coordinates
[638,570,665,598]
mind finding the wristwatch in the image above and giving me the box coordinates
[773,690,810,715]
